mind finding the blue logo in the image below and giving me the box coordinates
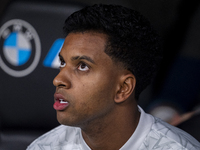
[4,32,31,66]
[43,38,64,69]
[0,19,41,77]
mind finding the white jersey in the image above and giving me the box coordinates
[27,106,200,150]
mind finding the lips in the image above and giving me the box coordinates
[53,93,69,111]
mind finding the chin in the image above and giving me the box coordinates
[56,114,79,127]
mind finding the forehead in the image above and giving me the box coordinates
[60,32,110,62]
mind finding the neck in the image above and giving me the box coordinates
[81,101,140,150]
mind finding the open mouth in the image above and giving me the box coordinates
[59,99,68,104]
[53,98,69,111]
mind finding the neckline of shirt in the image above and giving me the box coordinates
[79,106,154,150]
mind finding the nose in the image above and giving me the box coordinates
[53,68,71,89]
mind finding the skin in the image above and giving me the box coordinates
[53,31,140,150]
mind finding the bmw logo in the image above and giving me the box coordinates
[0,19,41,77]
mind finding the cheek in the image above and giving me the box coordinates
[75,78,113,100]
[74,79,115,111]
[72,70,118,109]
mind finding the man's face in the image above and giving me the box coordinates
[53,32,122,128]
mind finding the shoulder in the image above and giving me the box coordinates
[27,125,81,150]
[142,115,200,149]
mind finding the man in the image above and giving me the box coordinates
[27,4,200,150]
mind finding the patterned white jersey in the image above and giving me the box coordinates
[27,106,200,150]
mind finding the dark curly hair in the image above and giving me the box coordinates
[63,4,162,100]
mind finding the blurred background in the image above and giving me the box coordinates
[0,0,200,149]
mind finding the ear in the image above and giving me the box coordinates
[114,74,136,103]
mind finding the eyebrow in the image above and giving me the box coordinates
[71,55,95,64]
[58,53,95,64]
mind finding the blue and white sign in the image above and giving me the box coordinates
[0,19,41,77]
[4,32,31,66]
[43,38,64,69]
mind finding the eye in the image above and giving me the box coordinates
[77,62,89,71]
[59,58,66,68]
